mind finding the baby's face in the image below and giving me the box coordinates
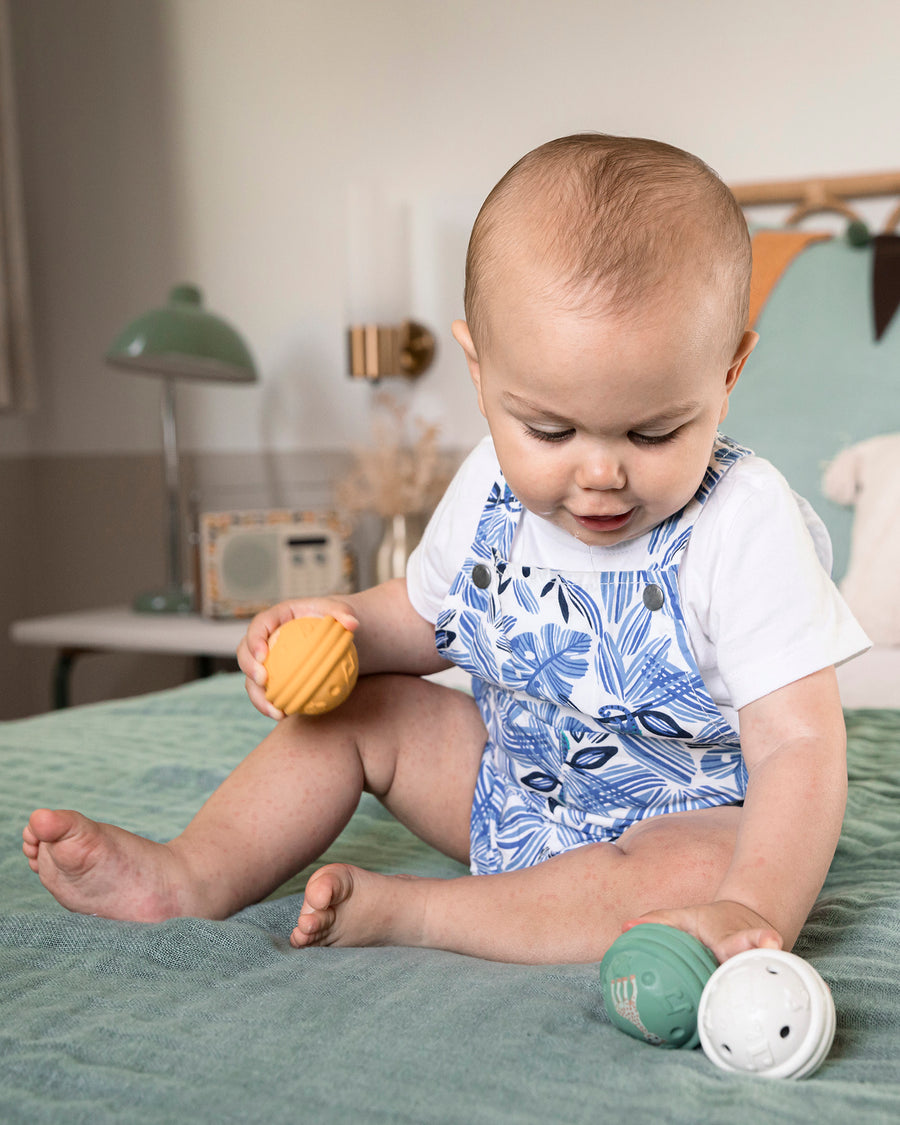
[455,276,755,548]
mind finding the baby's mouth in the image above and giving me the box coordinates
[573,509,635,533]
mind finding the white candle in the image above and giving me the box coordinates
[346,183,411,325]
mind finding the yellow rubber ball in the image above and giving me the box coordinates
[264,616,359,716]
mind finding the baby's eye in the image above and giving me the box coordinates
[629,429,679,447]
[524,425,575,444]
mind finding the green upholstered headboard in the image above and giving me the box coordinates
[726,234,900,580]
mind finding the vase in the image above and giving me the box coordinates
[376,513,416,583]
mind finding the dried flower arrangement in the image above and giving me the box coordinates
[336,393,453,520]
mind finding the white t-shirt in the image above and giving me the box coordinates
[407,436,870,731]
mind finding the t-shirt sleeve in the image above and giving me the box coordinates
[406,437,498,624]
[682,458,871,712]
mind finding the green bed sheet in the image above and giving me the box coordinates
[2,674,900,1123]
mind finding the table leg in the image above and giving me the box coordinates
[53,647,86,710]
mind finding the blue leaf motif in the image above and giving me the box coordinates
[522,771,560,793]
[504,624,591,702]
[596,705,641,736]
[557,584,570,622]
[434,627,457,650]
[558,577,604,631]
[595,634,627,698]
[446,608,510,683]
[477,482,522,550]
[616,600,654,656]
[500,577,540,615]
[567,745,618,771]
[637,710,693,739]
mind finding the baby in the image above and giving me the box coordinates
[23,134,868,965]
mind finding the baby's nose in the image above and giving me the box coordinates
[576,450,626,490]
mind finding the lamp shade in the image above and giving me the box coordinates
[105,284,257,383]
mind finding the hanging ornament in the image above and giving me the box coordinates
[748,230,831,329]
[871,230,900,342]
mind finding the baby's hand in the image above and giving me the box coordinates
[236,599,359,720]
[625,900,783,965]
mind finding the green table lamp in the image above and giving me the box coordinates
[106,284,257,613]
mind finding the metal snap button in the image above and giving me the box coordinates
[642,583,664,611]
[471,563,492,589]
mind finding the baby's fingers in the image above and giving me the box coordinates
[713,926,782,964]
[244,675,284,721]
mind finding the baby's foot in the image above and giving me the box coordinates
[22,808,194,922]
[290,863,428,949]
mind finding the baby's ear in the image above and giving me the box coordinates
[452,319,479,365]
[726,330,759,391]
[452,320,486,412]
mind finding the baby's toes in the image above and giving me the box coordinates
[291,907,331,947]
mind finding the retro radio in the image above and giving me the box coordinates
[199,509,353,618]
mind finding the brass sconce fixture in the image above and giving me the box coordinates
[348,320,436,381]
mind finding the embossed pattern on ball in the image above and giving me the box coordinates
[264,616,359,716]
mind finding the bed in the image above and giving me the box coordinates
[2,671,900,1123]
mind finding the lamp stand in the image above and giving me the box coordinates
[133,379,193,613]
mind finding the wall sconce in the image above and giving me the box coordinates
[347,320,435,380]
[345,185,436,381]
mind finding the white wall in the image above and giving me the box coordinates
[4,0,900,459]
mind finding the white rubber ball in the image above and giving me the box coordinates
[698,949,836,1079]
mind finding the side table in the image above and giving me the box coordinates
[10,606,248,709]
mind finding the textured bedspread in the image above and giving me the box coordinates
[2,675,900,1123]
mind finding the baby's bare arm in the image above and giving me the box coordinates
[636,665,847,961]
[238,578,450,718]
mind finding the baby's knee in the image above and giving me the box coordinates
[617,806,740,869]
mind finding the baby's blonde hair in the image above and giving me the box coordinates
[464,133,751,357]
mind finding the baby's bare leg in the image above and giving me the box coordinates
[292,805,742,963]
[23,675,486,922]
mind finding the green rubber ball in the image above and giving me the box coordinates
[599,924,718,1049]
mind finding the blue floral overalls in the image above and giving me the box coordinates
[435,436,749,875]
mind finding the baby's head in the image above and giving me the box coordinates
[463,133,751,364]
[454,134,757,547]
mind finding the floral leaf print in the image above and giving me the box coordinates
[522,771,560,793]
[564,578,604,630]
[637,710,693,740]
[434,608,457,654]
[538,575,604,631]
[503,624,591,703]
[596,704,640,736]
[557,584,569,623]
[689,716,742,750]
[698,746,747,788]
[567,745,618,772]
[612,735,697,787]
[648,513,683,556]
[498,712,560,771]
[442,608,511,685]
[497,569,540,614]
[626,638,684,707]
[660,527,691,567]
[595,633,627,698]
[597,573,636,626]
[434,626,457,651]
[477,481,522,550]
[615,598,654,657]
